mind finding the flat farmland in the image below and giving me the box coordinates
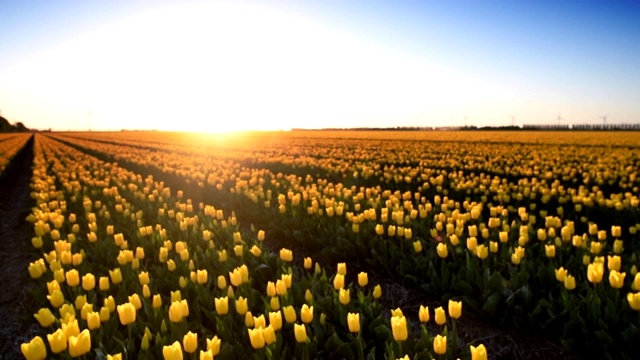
[3,130,640,359]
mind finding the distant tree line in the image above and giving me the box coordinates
[0,115,29,133]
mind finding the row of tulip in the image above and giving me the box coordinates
[0,133,31,176]
[49,131,640,357]
[21,134,487,359]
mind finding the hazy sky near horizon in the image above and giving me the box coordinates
[1,0,638,131]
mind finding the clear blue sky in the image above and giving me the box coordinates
[1,0,638,131]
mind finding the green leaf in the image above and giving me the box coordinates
[487,271,505,292]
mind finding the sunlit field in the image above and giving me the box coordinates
[13,130,640,359]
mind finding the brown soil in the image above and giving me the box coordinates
[0,135,39,360]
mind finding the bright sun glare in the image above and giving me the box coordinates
[4,1,504,132]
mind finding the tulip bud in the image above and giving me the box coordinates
[301,304,313,323]
[269,311,282,331]
[20,336,47,360]
[419,305,429,323]
[433,334,447,355]
[215,297,228,315]
[448,300,462,319]
[628,292,640,311]
[248,328,265,349]
[294,324,308,343]
[339,288,350,305]
[34,308,56,328]
[183,331,198,354]
[117,303,136,325]
[163,341,183,360]
[347,312,360,333]
[373,284,382,299]
[358,272,368,287]
[333,274,345,290]
[435,306,446,325]
[68,329,91,357]
[278,306,295,325]
[390,315,408,341]
[470,343,487,360]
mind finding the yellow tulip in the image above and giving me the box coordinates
[100,306,110,322]
[109,268,122,284]
[294,324,308,343]
[33,308,56,327]
[20,336,46,360]
[250,245,262,257]
[301,304,314,323]
[270,296,280,310]
[358,272,369,287]
[139,271,150,286]
[279,248,293,262]
[129,293,142,310]
[68,329,91,357]
[544,244,556,258]
[87,311,101,330]
[266,281,276,297]
[466,236,477,251]
[470,344,487,360]
[433,334,447,355]
[391,308,404,318]
[555,267,567,282]
[339,288,351,305]
[373,284,382,299]
[609,270,626,289]
[47,289,64,308]
[253,314,266,329]
[607,255,621,271]
[104,296,116,312]
[278,273,291,289]
[419,305,429,323]
[628,292,640,311]
[206,335,221,355]
[475,244,488,260]
[269,310,283,331]
[631,273,640,291]
[153,294,162,309]
[436,243,448,258]
[107,354,122,360]
[276,279,287,296]
[199,350,213,360]
[117,303,136,325]
[337,262,347,276]
[47,328,67,353]
[390,315,408,341]
[99,276,110,291]
[347,313,360,333]
[304,257,313,269]
[235,296,248,315]
[248,328,265,349]
[283,305,297,323]
[163,341,184,360]
[413,240,423,253]
[215,297,229,315]
[333,274,345,290]
[183,331,198,354]
[66,269,80,287]
[448,300,462,319]
[435,306,446,325]
[587,262,604,284]
[263,325,277,345]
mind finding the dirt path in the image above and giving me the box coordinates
[0,135,38,359]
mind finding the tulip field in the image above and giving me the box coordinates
[4,130,640,359]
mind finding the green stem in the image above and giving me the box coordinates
[357,332,365,360]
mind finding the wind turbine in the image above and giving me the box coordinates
[600,114,609,126]
[556,113,563,126]
[510,114,517,127]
